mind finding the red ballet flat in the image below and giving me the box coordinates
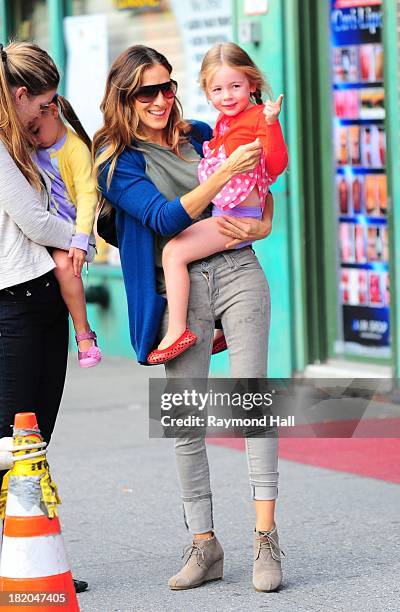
[147,328,197,365]
[212,334,227,355]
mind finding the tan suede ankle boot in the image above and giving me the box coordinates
[168,534,224,590]
[253,524,285,592]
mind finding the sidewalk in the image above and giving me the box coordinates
[48,356,400,612]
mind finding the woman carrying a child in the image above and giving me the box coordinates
[0,41,98,593]
[95,42,288,593]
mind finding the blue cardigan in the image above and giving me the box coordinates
[98,120,213,365]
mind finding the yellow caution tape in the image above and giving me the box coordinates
[11,457,48,477]
[2,434,62,519]
[0,471,10,520]
[40,472,62,518]
[13,435,41,453]
[11,435,47,477]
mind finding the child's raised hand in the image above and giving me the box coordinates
[68,247,86,277]
[263,94,284,125]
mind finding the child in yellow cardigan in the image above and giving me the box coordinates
[31,95,102,367]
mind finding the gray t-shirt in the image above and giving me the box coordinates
[136,141,211,293]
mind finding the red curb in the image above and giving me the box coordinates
[208,436,400,484]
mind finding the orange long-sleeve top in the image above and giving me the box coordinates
[209,104,288,178]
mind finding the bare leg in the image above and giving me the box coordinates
[52,249,92,352]
[159,217,231,350]
[254,500,276,532]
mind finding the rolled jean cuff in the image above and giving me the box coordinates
[252,484,278,500]
[182,493,213,534]
[250,471,279,500]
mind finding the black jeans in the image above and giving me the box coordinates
[0,271,68,485]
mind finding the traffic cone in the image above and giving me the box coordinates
[0,435,14,577]
[0,413,80,611]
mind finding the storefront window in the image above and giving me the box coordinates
[11,0,49,51]
[70,0,174,66]
[68,0,231,124]
[330,0,389,357]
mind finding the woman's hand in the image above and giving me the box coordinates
[224,139,263,178]
[216,191,274,248]
[180,140,263,220]
[216,215,272,249]
[68,247,86,277]
[263,94,284,125]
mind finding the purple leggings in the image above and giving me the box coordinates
[212,205,262,249]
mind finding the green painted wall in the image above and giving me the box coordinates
[231,0,295,377]
[383,0,400,376]
[282,0,307,374]
[0,0,10,43]
[47,0,65,82]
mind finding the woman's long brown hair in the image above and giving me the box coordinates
[93,45,190,189]
[0,41,59,190]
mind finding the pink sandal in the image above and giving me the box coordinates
[75,330,102,368]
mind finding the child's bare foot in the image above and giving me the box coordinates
[158,327,186,350]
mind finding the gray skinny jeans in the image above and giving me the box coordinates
[160,247,279,534]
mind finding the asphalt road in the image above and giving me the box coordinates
[44,356,400,612]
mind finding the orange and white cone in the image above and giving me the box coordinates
[0,435,19,567]
[0,413,79,611]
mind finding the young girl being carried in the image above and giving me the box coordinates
[147,42,288,364]
[31,95,102,368]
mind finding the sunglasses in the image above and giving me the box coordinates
[134,80,177,103]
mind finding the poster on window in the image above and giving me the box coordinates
[64,14,108,138]
[331,0,389,355]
